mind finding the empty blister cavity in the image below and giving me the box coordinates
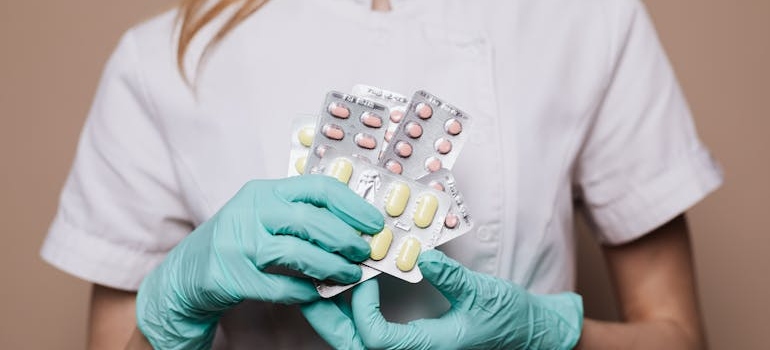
[396,238,422,272]
[413,193,439,228]
[384,182,410,217]
[369,227,393,261]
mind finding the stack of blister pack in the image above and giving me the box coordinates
[286,85,474,297]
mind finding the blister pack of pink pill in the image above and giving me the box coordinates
[285,86,475,297]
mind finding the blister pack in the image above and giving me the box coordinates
[351,84,409,149]
[416,169,474,245]
[286,115,317,177]
[312,150,452,283]
[304,91,389,174]
[379,90,472,179]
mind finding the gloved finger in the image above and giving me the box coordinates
[417,249,475,305]
[276,175,384,234]
[241,273,321,304]
[301,299,365,350]
[351,280,432,349]
[262,201,372,262]
[333,294,354,319]
[260,235,363,284]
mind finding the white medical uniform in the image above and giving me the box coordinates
[41,0,723,348]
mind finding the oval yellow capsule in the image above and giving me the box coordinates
[294,156,307,174]
[413,193,439,228]
[384,182,410,217]
[396,238,421,272]
[369,227,393,261]
[298,127,314,147]
[327,157,353,184]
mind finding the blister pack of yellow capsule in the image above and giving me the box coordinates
[351,84,409,150]
[379,90,473,179]
[304,91,389,174]
[312,150,452,283]
[286,115,317,177]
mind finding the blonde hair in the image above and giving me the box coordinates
[177,0,269,81]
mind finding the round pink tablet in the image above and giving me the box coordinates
[429,180,445,192]
[415,102,433,119]
[405,122,423,139]
[384,131,394,142]
[444,213,459,229]
[390,109,404,123]
[322,124,345,140]
[434,138,452,154]
[385,159,403,174]
[444,118,462,135]
[360,112,383,128]
[355,133,377,149]
[328,102,350,119]
[395,141,413,158]
[424,157,442,172]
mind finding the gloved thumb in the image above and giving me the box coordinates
[417,249,474,305]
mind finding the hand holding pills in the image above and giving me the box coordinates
[306,250,584,350]
[135,176,384,350]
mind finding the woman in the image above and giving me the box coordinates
[42,0,722,348]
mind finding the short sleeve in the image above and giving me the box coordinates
[40,30,192,291]
[575,0,723,245]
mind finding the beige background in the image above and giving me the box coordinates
[1,0,768,348]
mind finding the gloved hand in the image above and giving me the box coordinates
[302,249,583,350]
[136,175,384,350]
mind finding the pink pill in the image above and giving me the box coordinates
[428,180,445,192]
[395,141,413,158]
[405,122,423,139]
[424,157,442,172]
[315,145,328,157]
[328,102,350,119]
[360,112,383,128]
[385,159,403,174]
[322,124,344,140]
[384,131,394,142]
[390,109,404,123]
[415,103,433,119]
[444,119,462,135]
[355,133,377,149]
[434,138,452,154]
[444,213,459,229]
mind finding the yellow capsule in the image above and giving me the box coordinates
[294,156,307,174]
[413,193,439,228]
[297,127,314,147]
[327,157,353,184]
[396,238,421,272]
[369,227,393,261]
[384,182,411,217]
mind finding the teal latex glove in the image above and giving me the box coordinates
[136,175,384,350]
[302,249,583,350]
